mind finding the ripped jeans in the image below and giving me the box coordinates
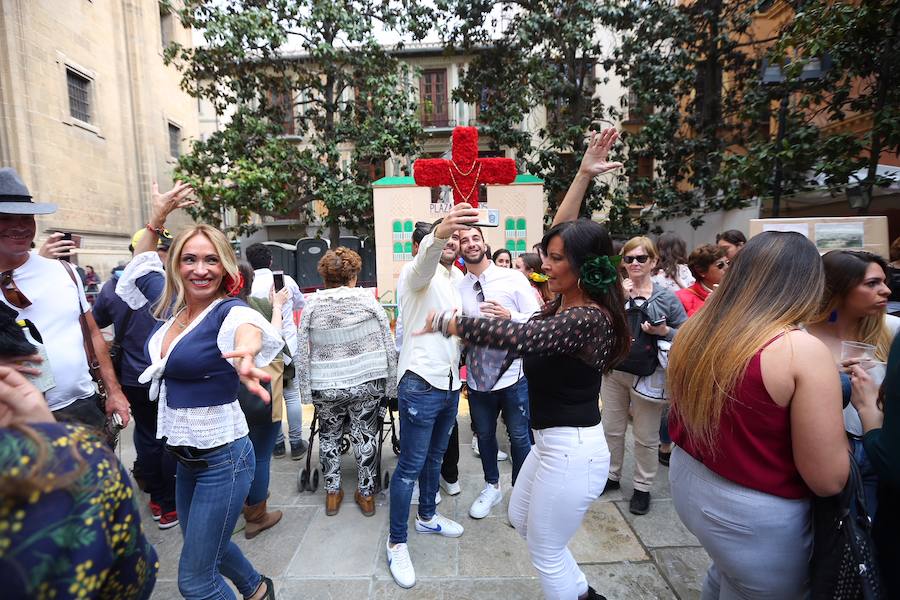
[389,371,460,544]
[469,377,532,485]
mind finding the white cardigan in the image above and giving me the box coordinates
[296,286,397,403]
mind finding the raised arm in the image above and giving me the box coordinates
[135,181,195,255]
[420,306,608,362]
[552,129,623,228]
[405,202,479,293]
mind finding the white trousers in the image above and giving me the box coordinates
[508,424,610,600]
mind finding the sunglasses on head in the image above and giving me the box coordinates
[623,255,650,264]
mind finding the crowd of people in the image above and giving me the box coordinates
[0,123,899,600]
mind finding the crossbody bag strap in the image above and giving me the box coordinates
[60,261,101,377]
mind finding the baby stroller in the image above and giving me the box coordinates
[297,395,400,493]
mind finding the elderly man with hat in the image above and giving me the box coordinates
[92,220,180,529]
[0,167,130,433]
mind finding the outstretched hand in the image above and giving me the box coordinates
[578,129,623,178]
[223,349,273,404]
[150,180,196,225]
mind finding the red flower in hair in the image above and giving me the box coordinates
[225,273,244,297]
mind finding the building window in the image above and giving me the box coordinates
[168,122,181,158]
[66,68,92,123]
[267,89,295,135]
[160,3,174,49]
[420,69,449,128]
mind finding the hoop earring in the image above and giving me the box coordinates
[577,278,583,291]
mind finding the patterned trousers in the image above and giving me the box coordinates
[311,381,384,496]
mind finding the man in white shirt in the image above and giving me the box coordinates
[457,227,541,519]
[0,168,129,432]
[386,202,478,589]
[245,242,308,459]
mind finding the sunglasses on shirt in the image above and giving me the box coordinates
[622,255,650,264]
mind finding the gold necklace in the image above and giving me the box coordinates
[450,158,478,177]
[448,162,483,204]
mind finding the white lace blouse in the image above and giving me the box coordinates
[118,252,284,448]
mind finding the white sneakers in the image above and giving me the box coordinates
[471,435,509,461]
[415,512,465,537]
[409,482,441,505]
[440,476,461,496]
[387,513,465,588]
[469,483,503,519]
[386,542,415,588]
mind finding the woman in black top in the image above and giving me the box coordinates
[420,129,629,600]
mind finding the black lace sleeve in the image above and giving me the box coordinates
[455,306,614,370]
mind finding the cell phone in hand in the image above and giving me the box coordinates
[59,232,72,262]
[273,271,285,291]
[650,317,667,326]
[474,207,500,227]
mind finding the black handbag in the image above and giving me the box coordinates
[617,298,659,376]
[810,452,884,600]
[237,381,273,428]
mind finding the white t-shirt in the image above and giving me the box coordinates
[1,253,95,410]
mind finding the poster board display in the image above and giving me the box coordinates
[749,216,889,258]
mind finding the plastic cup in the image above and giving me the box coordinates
[840,341,876,365]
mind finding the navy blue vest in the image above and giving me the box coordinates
[160,298,247,409]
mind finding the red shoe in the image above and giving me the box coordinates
[158,510,179,530]
[149,501,162,521]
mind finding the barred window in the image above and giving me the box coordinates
[168,122,181,158]
[66,69,91,123]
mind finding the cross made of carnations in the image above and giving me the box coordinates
[413,126,517,208]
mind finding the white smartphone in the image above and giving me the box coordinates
[475,207,500,227]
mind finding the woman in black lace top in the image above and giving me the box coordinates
[419,129,630,600]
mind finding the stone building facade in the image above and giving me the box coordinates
[0,0,198,279]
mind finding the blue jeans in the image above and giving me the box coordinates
[175,436,262,599]
[124,385,177,512]
[276,374,304,446]
[659,404,671,446]
[469,377,532,485]
[850,437,880,519]
[389,371,460,544]
[247,420,281,505]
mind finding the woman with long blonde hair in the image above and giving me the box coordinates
[805,250,897,516]
[117,183,282,600]
[667,232,849,599]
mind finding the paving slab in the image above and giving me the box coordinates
[458,514,535,577]
[570,501,648,563]
[653,547,710,600]
[278,578,371,599]
[288,507,387,577]
[581,562,677,599]
[617,498,700,549]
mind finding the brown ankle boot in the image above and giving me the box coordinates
[325,489,344,516]
[354,490,375,517]
[242,500,283,539]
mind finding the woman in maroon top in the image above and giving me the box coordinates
[667,232,849,599]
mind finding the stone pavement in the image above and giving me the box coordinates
[121,399,710,599]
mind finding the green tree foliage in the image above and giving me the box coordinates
[607,0,783,230]
[772,0,900,213]
[165,0,431,243]
[438,0,616,225]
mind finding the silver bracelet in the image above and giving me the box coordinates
[439,310,454,338]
